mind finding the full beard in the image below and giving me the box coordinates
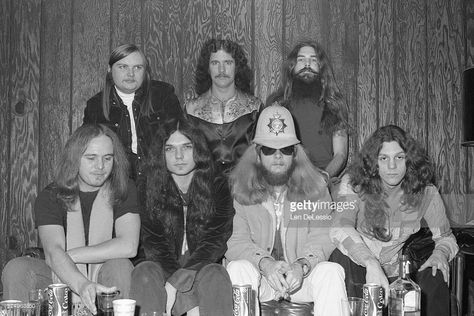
[291,68,323,100]
[257,161,295,186]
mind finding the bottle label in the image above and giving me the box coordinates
[404,291,416,308]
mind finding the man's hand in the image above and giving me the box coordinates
[285,263,304,293]
[365,260,389,304]
[77,280,117,315]
[259,258,290,295]
[165,282,177,316]
[419,252,449,283]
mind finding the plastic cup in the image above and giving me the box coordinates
[112,299,135,316]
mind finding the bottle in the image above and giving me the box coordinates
[388,254,421,316]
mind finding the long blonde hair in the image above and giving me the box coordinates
[230,144,327,205]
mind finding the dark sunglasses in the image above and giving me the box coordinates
[260,145,295,156]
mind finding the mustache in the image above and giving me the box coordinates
[216,73,230,78]
[295,66,319,76]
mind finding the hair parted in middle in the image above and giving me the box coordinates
[54,123,130,206]
[349,124,435,241]
[194,38,254,95]
[230,143,327,205]
[144,117,216,236]
[266,39,349,134]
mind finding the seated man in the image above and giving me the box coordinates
[130,117,235,316]
[2,124,140,314]
[329,125,458,316]
[225,104,348,316]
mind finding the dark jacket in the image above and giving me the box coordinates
[138,176,235,292]
[83,80,182,180]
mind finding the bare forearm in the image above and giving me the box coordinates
[325,153,346,177]
[45,248,90,294]
[68,237,138,264]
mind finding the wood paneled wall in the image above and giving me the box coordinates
[1,0,473,273]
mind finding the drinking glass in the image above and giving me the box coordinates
[342,297,363,316]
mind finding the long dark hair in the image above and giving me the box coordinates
[349,125,435,241]
[55,124,129,206]
[266,40,349,134]
[144,117,215,238]
[102,44,153,119]
[195,38,253,95]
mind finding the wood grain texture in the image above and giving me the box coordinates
[213,0,254,81]
[143,0,183,103]
[181,0,213,101]
[0,0,11,273]
[327,0,359,161]
[395,0,426,146]
[427,0,465,223]
[111,0,142,49]
[378,0,395,126]
[8,0,41,256]
[39,0,72,190]
[466,0,474,222]
[71,0,110,131]
[284,0,325,53]
[254,0,283,102]
[357,0,378,147]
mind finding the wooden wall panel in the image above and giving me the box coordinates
[8,0,41,256]
[378,0,395,126]
[39,0,72,190]
[327,0,359,161]
[466,0,474,223]
[213,0,254,78]
[143,0,183,102]
[254,0,283,102]
[395,0,427,146]
[284,0,325,52]
[110,0,142,49]
[71,0,111,132]
[427,0,465,223]
[0,0,11,273]
[357,0,377,146]
[181,1,213,101]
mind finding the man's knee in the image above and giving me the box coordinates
[227,260,257,275]
[98,259,133,282]
[131,261,166,287]
[309,261,345,281]
[2,257,40,284]
[198,263,229,281]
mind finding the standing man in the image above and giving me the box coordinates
[2,124,140,314]
[185,38,262,174]
[266,40,349,182]
[84,44,182,181]
[225,105,348,316]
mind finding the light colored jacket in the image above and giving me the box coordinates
[225,190,335,272]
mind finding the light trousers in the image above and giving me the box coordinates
[226,260,349,316]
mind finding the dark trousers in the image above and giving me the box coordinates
[329,248,450,316]
[130,261,233,316]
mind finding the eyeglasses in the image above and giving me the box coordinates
[260,145,295,156]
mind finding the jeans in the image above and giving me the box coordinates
[226,260,348,316]
[1,256,134,301]
[130,261,233,316]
